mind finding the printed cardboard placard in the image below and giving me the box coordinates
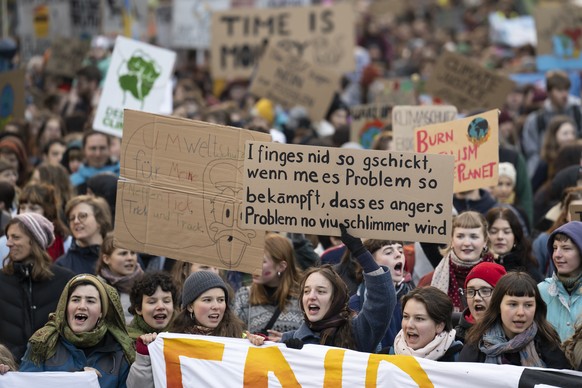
[115,110,270,274]
[425,51,515,111]
[392,105,458,152]
[0,69,25,130]
[249,45,339,122]
[45,37,90,78]
[243,142,454,243]
[92,36,176,137]
[210,2,355,79]
[534,3,582,71]
[370,78,417,106]
[349,103,392,149]
[172,0,230,49]
[413,109,499,193]
[569,203,582,222]
[368,0,408,17]
[256,0,312,7]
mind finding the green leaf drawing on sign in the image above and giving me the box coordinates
[118,50,161,109]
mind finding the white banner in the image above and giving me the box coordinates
[171,0,230,49]
[0,371,99,387]
[148,333,582,388]
[92,36,176,137]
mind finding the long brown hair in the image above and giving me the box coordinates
[2,218,54,281]
[486,207,537,268]
[562,322,582,369]
[299,265,357,350]
[19,183,69,237]
[250,233,301,311]
[465,272,561,346]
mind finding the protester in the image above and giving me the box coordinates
[127,271,178,339]
[126,271,264,387]
[20,274,135,388]
[279,225,395,352]
[455,262,507,342]
[96,232,144,324]
[0,213,74,363]
[170,260,223,306]
[233,233,303,338]
[388,286,463,361]
[460,272,570,369]
[70,131,119,194]
[562,323,582,370]
[539,221,582,342]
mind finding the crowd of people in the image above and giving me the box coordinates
[0,0,582,386]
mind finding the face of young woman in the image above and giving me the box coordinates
[302,272,333,323]
[19,202,45,216]
[555,122,576,148]
[552,238,582,277]
[452,227,487,262]
[500,294,536,339]
[252,253,286,288]
[67,284,102,333]
[69,203,102,247]
[6,224,32,262]
[489,218,515,256]
[491,176,514,203]
[103,248,138,277]
[137,286,174,330]
[189,288,226,329]
[0,169,18,187]
[373,243,405,284]
[466,278,494,322]
[401,298,444,350]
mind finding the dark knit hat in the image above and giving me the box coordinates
[181,271,228,309]
[547,221,582,258]
[12,213,55,249]
[464,262,507,289]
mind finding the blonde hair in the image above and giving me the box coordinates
[563,322,582,369]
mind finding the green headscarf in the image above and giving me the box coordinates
[127,312,177,340]
[27,274,135,366]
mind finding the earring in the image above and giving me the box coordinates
[482,246,489,253]
[277,271,281,277]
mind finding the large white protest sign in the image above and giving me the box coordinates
[92,37,176,137]
[148,333,582,388]
[0,371,99,388]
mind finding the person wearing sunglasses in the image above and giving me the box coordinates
[455,262,506,342]
[55,195,112,275]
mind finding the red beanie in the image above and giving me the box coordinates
[464,262,507,289]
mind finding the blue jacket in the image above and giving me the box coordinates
[70,162,120,187]
[20,334,130,388]
[538,275,582,342]
[281,269,395,353]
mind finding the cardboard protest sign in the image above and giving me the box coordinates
[249,46,339,122]
[172,0,230,49]
[349,103,392,149]
[17,0,72,63]
[256,0,313,7]
[45,38,90,78]
[92,36,176,137]
[243,142,454,243]
[368,0,408,16]
[534,3,582,71]
[370,78,417,106]
[392,105,458,152]
[425,51,515,111]
[569,204,582,221]
[414,109,499,193]
[115,110,270,273]
[211,3,355,79]
[0,69,25,130]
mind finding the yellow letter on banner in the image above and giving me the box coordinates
[323,349,345,387]
[244,347,301,387]
[163,338,225,388]
[366,354,434,388]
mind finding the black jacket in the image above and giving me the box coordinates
[55,241,101,275]
[0,263,74,363]
[459,334,571,369]
[455,308,473,343]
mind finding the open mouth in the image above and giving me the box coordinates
[208,314,220,320]
[394,262,403,273]
[406,332,419,341]
[474,304,486,312]
[75,313,88,322]
[308,304,320,314]
[153,313,167,321]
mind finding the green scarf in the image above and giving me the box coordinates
[28,274,136,366]
[127,312,177,340]
[558,271,582,294]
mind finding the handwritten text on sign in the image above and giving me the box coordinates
[242,142,454,243]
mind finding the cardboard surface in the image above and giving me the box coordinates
[210,3,355,79]
[45,37,90,78]
[349,103,392,149]
[534,4,582,71]
[569,204,582,222]
[413,109,499,193]
[370,78,417,106]
[249,45,339,122]
[115,110,270,273]
[425,51,515,111]
[0,69,25,130]
[172,0,230,49]
[92,36,176,137]
[392,105,458,152]
[243,142,454,243]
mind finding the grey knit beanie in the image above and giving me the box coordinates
[181,271,228,309]
[12,213,55,249]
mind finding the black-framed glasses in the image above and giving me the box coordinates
[465,287,493,298]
